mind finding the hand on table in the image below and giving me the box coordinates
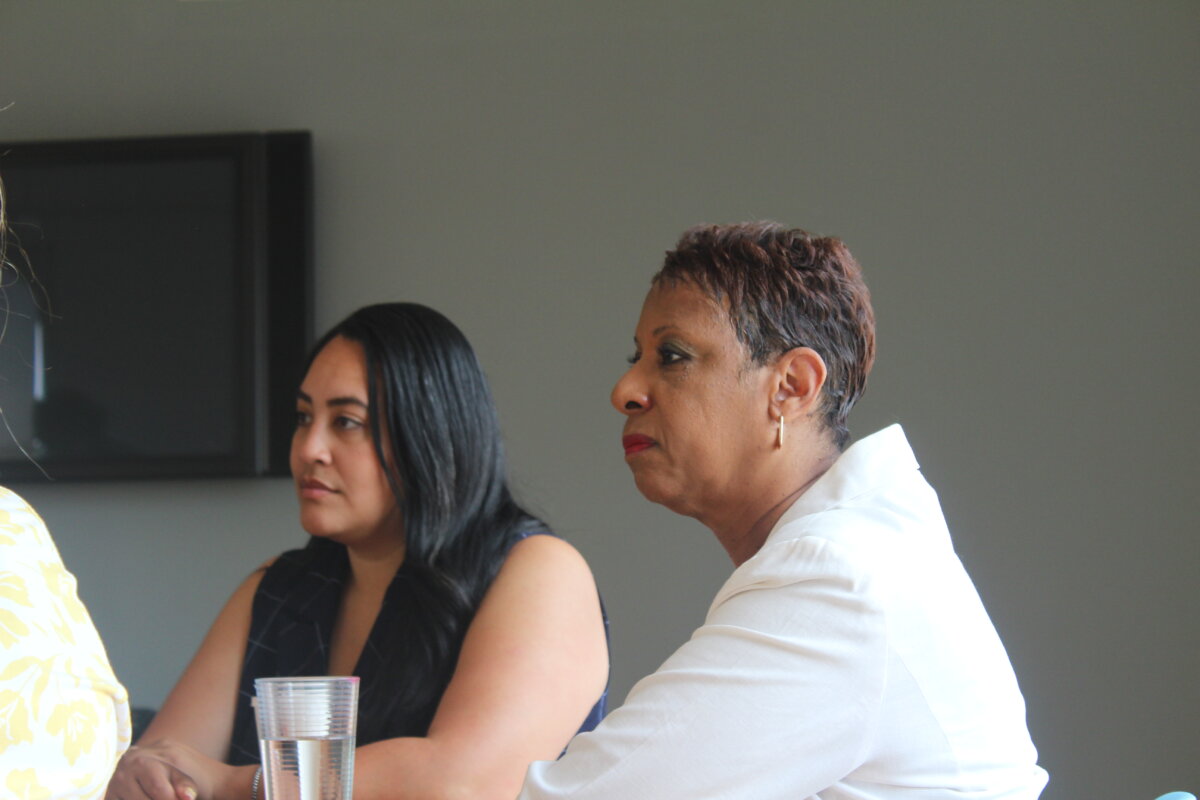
[105,739,236,800]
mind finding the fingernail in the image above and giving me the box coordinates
[182,788,197,800]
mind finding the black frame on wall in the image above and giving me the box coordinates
[0,131,313,481]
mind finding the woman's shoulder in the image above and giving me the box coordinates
[468,527,607,658]
[0,485,46,535]
[503,529,590,571]
[0,485,64,567]
[0,484,25,509]
[492,532,604,625]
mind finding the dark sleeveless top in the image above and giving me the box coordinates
[228,534,608,765]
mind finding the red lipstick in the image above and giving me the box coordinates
[622,434,656,456]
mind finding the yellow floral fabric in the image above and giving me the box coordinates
[0,487,131,798]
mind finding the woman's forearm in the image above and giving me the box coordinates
[214,763,261,800]
[349,736,529,800]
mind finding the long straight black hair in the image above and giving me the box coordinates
[305,302,548,738]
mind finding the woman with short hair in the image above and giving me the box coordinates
[520,222,1047,799]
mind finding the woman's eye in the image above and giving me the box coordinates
[658,346,686,366]
[335,416,365,431]
[626,351,642,365]
[295,410,312,427]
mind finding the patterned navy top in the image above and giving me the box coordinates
[228,533,608,765]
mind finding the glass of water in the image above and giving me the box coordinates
[254,676,359,800]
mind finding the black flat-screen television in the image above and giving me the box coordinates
[0,131,312,481]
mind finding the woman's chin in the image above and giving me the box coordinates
[299,517,343,541]
[633,474,684,513]
[304,528,338,541]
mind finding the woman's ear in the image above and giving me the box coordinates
[770,347,827,420]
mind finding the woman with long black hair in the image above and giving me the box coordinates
[107,303,609,800]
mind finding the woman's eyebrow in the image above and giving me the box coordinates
[327,396,369,409]
[295,390,368,409]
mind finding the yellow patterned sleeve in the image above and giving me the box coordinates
[0,487,131,799]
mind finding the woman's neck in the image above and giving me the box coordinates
[344,534,407,592]
[709,437,840,567]
[326,534,406,676]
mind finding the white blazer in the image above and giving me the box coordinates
[521,425,1048,799]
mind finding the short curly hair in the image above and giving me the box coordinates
[653,221,876,450]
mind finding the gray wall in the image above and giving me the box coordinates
[3,2,1196,796]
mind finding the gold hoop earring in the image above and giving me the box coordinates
[776,415,785,449]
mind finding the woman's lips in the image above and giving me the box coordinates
[298,478,336,498]
[622,434,656,456]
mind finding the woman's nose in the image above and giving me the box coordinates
[611,368,651,415]
[293,424,331,465]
